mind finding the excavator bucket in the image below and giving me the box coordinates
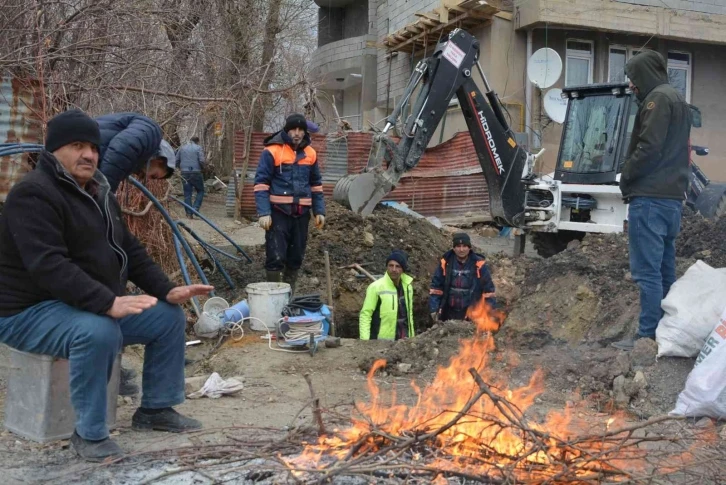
[333,133,403,216]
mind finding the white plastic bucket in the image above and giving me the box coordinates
[246,282,291,332]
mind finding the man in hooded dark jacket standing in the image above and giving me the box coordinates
[612,51,691,351]
[254,114,325,291]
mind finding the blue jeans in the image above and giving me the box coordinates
[182,172,205,215]
[628,196,682,338]
[0,300,186,440]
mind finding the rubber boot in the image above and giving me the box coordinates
[283,268,299,297]
[266,270,282,283]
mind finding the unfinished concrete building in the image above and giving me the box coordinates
[311,0,726,179]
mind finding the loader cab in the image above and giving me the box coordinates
[554,83,636,185]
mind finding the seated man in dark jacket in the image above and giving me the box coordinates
[0,110,213,462]
[429,233,496,322]
[96,113,174,192]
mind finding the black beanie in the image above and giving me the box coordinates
[284,113,307,133]
[386,250,409,272]
[453,232,472,248]
[45,109,101,153]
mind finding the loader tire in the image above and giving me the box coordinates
[531,231,585,258]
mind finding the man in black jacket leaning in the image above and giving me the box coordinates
[612,51,691,350]
[0,110,213,461]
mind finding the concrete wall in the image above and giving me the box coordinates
[376,0,447,107]
[343,1,370,38]
[616,0,726,15]
[318,7,344,47]
[342,83,363,130]
[317,1,370,47]
[311,35,376,73]
[516,0,726,45]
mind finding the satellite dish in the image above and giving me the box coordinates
[543,88,568,124]
[527,48,562,89]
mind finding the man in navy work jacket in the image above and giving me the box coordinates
[96,113,175,192]
[429,232,496,322]
[96,112,177,397]
[254,114,326,291]
[0,110,213,462]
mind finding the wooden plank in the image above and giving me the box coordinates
[436,6,450,23]
[415,11,442,22]
[417,18,440,28]
[495,11,513,21]
[388,11,472,53]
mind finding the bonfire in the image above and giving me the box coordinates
[285,298,716,483]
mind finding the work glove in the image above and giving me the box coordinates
[259,215,272,231]
[430,312,439,323]
[314,214,325,229]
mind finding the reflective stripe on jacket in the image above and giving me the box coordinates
[359,273,415,340]
[429,250,496,314]
[253,131,325,217]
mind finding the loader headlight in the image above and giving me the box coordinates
[612,87,623,96]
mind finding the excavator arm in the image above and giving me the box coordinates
[333,29,529,226]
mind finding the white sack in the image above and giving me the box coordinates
[656,260,726,357]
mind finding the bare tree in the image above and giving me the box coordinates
[0,0,320,177]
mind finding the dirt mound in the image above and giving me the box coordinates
[501,233,638,348]
[301,202,451,337]
[206,201,451,338]
[677,210,726,268]
[357,321,476,375]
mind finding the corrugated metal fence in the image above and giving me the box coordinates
[234,130,490,220]
[0,76,42,202]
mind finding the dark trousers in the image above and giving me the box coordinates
[182,172,205,215]
[442,307,468,321]
[0,300,186,440]
[265,210,310,271]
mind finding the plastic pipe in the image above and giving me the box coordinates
[173,234,201,317]
[169,195,252,263]
[128,178,214,293]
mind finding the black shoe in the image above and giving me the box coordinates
[611,334,653,351]
[131,408,202,433]
[70,431,123,462]
[119,366,139,397]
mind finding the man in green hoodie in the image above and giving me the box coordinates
[612,51,691,351]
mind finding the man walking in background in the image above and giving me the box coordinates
[176,136,206,218]
[612,51,691,351]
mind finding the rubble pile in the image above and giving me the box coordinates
[501,233,638,347]
[301,202,451,337]
[677,210,726,267]
[208,201,452,337]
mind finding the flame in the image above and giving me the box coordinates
[289,298,654,481]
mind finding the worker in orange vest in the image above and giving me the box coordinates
[253,114,326,291]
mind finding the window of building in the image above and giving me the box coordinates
[608,46,692,103]
[609,46,628,83]
[566,39,594,86]
[668,51,691,103]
